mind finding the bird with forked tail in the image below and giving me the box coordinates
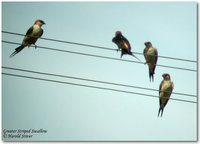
[10,19,45,57]
[158,73,174,117]
[112,31,141,62]
[143,41,158,82]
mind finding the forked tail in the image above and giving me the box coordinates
[130,52,142,62]
[149,70,154,82]
[10,45,25,58]
[158,107,164,117]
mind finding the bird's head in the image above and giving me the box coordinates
[34,19,46,27]
[144,41,152,48]
[115,31,122,36]
[162,73,171,80]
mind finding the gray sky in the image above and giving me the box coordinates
[2,2,197,141]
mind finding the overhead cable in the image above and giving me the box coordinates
[2,40,197,72]
[2,72,197,104]
[2,66,196,98]
[2,30,197,63]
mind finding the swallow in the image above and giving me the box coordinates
[158,73,174,117]
[10,19,45,57]
[143,41,158,82]
[112,31,141,62]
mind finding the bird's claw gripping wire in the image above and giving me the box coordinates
[34,45,38,49]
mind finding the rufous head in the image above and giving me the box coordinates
[115,31,122,36]
[144,41,152,47]
[162,73,171,80]
[34,19,45,26]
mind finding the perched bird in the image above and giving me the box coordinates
[112,31,141,62]
[158,73,174,117]
[10,19,45,57]
[143,41,158,82]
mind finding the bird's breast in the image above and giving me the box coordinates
[161,81,172,93]
[145,48,155,62]
[32,25,42,36]
[147,47,155,56]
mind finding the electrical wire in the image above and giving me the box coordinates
[2,66,196,98]
[2,30,197,63]
[2,40,197,72]
[2,72,197,104]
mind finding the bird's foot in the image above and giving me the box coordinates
[145,62,151,65]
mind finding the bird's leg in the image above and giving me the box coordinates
[120,51,123,58]
[116,47,121,52]
[145,62,150,65]
[33,44,38,49]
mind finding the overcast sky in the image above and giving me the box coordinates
[2,2,197,141]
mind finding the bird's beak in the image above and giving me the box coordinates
[41,21,46,25]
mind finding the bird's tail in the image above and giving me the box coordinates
[130,52,142,62]
[158,107,164,117]
[10,45,25,58]
[149,69,154,82]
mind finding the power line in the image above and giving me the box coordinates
[2,40,197,72]
[2,72,197,104]
[2,30,197,63]
[2,66,196,98]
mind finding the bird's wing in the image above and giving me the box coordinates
[112,37,121,50]
[170,81,174,95]
[151,47,158,73]
[25,26,34,36]
[143,47,148,61]
[39,29,44,37]
[121,35,131,50]
[159,80,169,107]
[159,80,164,95]
[154,48,158,64]
[112,37,117,43]
[124,39,131,50]
[113,36,125,50]
[159,81,164,106]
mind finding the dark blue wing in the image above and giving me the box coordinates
[25,26,34,36]
[39,29,44,37]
